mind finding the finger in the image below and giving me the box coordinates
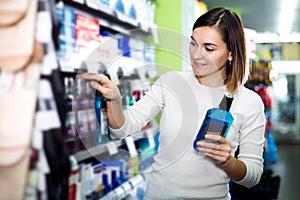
[77,73,110,85]
[198,146,230,164]
[197,141,217,149]
[197,141,231,152]
[76,73,94,79]
[90,81,110,95]
[204,134,228,144]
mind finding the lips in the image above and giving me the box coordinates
[193,61,207,68]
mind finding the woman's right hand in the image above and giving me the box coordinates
[77,73,122,102]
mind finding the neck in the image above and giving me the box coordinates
[195,75,225,87]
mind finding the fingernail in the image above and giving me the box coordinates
[90,81,96,86]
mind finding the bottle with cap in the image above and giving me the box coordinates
[193,93,234,152]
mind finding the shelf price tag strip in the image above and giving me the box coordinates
[105,141,118,156]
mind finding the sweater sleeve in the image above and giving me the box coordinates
[109,75,166,139]
[234,90,266,188]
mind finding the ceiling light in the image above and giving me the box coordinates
[278,0,299,35]
[256,32,300,43]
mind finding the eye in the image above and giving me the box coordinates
[205,47,214,52]
[190,41,197,46]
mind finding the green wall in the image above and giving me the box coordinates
[153,0,183,73]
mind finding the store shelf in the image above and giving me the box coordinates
[63,0,154,37]
[74,139,124,162]
[73,126,158,162]
[57,1,159,198]
[100,174,146,200]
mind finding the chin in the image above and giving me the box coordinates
[192,67,204,76]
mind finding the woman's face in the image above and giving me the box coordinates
[189,26,232,80]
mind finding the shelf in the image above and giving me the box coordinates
[74,139,124,162]
[58,1,159,73]
[63,0,155,38]
[73,126,158,162]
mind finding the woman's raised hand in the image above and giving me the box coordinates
[77,73,122,102]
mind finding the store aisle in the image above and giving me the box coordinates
[271,144,300,200]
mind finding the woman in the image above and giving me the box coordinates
[79,7,265,200]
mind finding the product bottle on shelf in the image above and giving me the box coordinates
[64,77,78,153]
[76,78,91,150]
[94,71,112,143]
[86,81,98,146]
[102,173,111,195]
[125,81,135,106]
[64,77,76,138]
[100,97,111,141]
[193,93,234,152]
[95,90,103,144]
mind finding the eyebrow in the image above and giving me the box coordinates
[190,35,218,47]
[191,36,196,42]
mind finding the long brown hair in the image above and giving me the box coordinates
[193,7,247,94]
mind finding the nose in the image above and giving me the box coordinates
[190,46,205,59]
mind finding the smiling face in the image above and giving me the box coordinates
[189,26,232,86]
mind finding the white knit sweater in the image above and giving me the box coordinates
[110,71,265,200]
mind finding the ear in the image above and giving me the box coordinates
[228,51,233,62]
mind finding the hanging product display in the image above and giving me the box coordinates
[0,0,38,72]
[0,66,39,200]
[0,0,41,199]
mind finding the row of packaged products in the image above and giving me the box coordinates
[56,3,156,72]
[68,133,158,200]
[71,0,155,26]
[62,65,152,154]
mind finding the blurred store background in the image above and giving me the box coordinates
[197,1,300,199]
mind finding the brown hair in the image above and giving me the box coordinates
[193,7,247,93]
